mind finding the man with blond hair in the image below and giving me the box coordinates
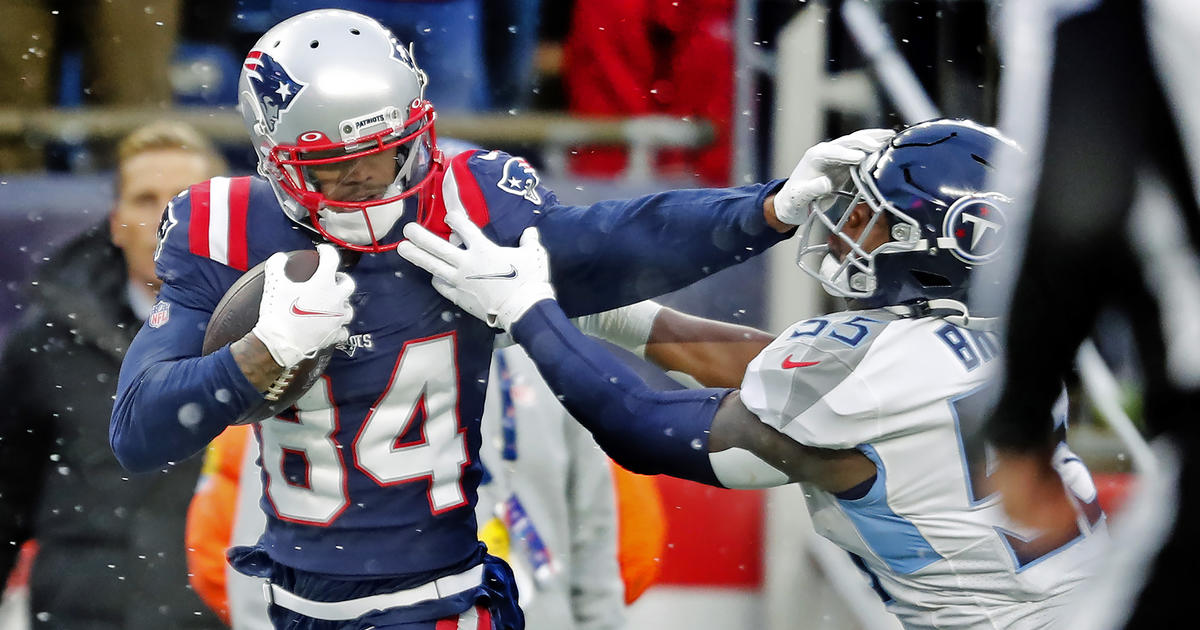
[0,121,227,630]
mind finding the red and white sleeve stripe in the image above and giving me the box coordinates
[188,176,252,271]
[440,152,491,228]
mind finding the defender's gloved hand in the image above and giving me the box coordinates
[772,128,895,226]
[251,243,355,368]
[398,212,555,331]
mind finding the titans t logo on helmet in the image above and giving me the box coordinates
[243,51,306,133]
[942,195,1008,264]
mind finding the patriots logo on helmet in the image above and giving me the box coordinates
[391,40,417,72]
[942,195,1008,264]
[244,51,306,134]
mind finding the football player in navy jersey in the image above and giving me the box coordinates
[401,119,1110,630]
[106,8,889,630]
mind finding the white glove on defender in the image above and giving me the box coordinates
[252,243,355,368]
[772,128,895,226]
[398,212,555,331]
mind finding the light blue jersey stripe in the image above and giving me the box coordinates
[837,445,942,574]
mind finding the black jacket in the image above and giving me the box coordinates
[0,223,222,630]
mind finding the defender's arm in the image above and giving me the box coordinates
[533,183,792,316]
[573,301,774,389]
[399,216,877,492]
[645,308,774,388]
[513,301,871,492]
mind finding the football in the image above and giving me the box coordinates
[201,249,333,424]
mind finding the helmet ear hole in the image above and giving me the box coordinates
[910,270,952,288]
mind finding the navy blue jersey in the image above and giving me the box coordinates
[111,150,785,578]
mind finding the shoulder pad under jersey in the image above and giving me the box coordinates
[154,176,312,310]
[431,150,559,246]
[740,309,900,449]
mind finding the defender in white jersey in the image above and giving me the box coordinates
[741,308,1104,628]
[398,119,1109,629]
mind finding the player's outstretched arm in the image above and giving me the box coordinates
[572,302,774,389]
[398,216,872,491]
[512,301,872,491]
[527,179,790,317]
[644,309,774,388]
[516,129,889,316]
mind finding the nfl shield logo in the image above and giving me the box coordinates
[148,301,171,328]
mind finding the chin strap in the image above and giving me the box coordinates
[885,299,1000,331]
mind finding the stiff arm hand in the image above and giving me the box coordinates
[398,212,555,330]
[771,128,895,226]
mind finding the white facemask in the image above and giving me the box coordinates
[818,252,879,297]
[317,183,408,245]
[818,252,854,297]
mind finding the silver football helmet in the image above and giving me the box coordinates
[238,9,441,252]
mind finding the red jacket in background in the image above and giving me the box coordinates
[564,0,735,185]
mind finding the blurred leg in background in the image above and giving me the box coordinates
[84,0,180,105]
[0,0,54,172]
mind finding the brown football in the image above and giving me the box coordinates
[201,249,334,425]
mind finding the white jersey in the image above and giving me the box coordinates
[740,308,1108,630]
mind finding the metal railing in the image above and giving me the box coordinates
[0,107,713,182]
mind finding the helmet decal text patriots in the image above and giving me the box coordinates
[243,51,306,134]
[942,195,1008,263]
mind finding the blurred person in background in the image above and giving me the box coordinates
[0,121,226,629]
[0,0,181,171]
[185,343,668,630]
[979,0,1200,628]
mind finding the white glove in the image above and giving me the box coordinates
[397,212,556,331]
[251,243,355,368]
[772,128,895,226]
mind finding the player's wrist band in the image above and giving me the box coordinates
[573,300,663,357]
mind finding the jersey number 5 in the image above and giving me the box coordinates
[259,333,469,525]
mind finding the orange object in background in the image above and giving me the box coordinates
[611,465,668,603]
[185,424,253,626]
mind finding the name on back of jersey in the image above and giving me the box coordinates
[933,323,999,372]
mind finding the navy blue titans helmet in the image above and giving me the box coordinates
[797,119,1022,319]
